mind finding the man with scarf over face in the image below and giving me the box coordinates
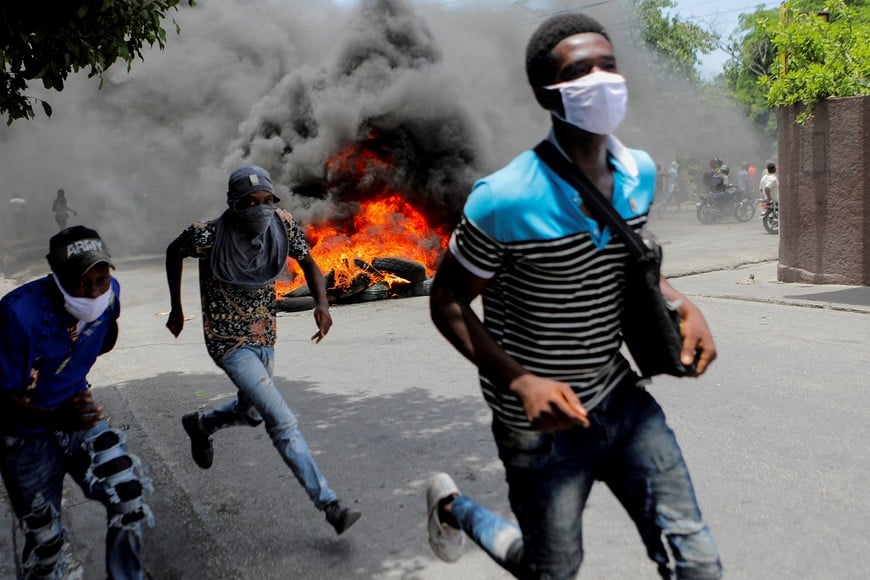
[425,13,722,579]
[1,226,153,579]
[165,165,361,536]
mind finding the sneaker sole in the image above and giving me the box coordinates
[335,510,362,535]
[427,472,464,563]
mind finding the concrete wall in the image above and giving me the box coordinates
[778,95,870,285]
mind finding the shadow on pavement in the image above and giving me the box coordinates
[96,371,509,579]
[786,287,870,307]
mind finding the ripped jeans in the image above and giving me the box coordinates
[453,383,722,580]
[0,422,153,580]
[201,345,337,510]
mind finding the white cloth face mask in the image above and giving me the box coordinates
[546,70,628,136]
[52,273,113,323]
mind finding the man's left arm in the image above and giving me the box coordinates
[659,276,716,375]
[282,212,333,343]
[296,254,332,343]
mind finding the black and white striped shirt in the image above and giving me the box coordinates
[450,136,656,429]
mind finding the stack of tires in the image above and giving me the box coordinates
[276,257,433,312]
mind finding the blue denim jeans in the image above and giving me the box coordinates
[452,383,722,580]
[0,421,152,580]
[202,345,337,510]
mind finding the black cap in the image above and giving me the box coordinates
[47,226,114,277]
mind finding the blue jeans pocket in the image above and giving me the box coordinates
[493,420,554,470]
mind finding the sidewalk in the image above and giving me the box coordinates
[672,260,870,314]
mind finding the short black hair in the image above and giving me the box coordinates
[525,13,610,88]
[767,162,776,173]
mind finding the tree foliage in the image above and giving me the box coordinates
[0,0,193,124]
[628,0,718,82]
[762,0,870,122]
[720,7,780,137]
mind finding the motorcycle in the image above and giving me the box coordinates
[695,186,756,224]
[758,198,779,234]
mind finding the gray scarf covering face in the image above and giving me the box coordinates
[209,207,289,288]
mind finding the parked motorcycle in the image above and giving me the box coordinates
[695,186,756,224]
[758,199,779,234]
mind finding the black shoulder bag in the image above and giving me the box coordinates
[534,140,696,378]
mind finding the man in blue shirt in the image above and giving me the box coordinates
[0,226,152,579]
[426,12,722,579]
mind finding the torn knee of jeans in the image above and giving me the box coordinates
[83,429,128,490]
[82,429,155,529]
[657,506,720,571]
[93,455,133,479]
[656,505,706,536]
[22,497,63,545]
[33,534,63,559]
[21,498,66,573]
[108,493,154,530]
[92,430,121,451]
[107,476,155,530]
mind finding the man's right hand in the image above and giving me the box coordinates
[509,374,590,431]
[166,308,185,337]
[53,391,104,431]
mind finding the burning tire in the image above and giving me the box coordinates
[348,282,390,303]
[392,277,433,297]
[408,277,433,297]
[328,272,371,303]
[371,257,426,283]
[276,296,316,312]
[282,285,311,298]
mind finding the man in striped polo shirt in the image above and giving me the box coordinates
[426,12,722,579]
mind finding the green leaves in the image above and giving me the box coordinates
[720,6,780,137]
[0,0,194,124]
[764,0,870,122]
[629,0,718,83]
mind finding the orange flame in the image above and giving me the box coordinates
[276,136,451,296]
[277,195,449,295]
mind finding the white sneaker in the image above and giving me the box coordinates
[427,472,465,563]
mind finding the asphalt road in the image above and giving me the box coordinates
[2,208,869,579]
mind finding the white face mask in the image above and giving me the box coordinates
[52,273,113,323]
[546,70,628,136]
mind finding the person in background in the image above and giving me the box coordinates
[760,162,779,202]
[736,162,750,199]
[52,188,78,230]
[425,12,721,580]
[666,160,681,210]
[0,226,153,579]
[7,195,27,239]
[165,164,361,536]
[702,158,721,193]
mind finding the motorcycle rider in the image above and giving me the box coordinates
[718,164,731,190]
[760,162,779,202]
[702,157,723,193]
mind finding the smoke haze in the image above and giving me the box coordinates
[0,0,769,256]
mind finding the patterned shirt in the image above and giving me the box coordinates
[172,209,309,362]
[450,134,655,430]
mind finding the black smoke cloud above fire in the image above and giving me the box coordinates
[0,0,769,256]
[223,0,482,228]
